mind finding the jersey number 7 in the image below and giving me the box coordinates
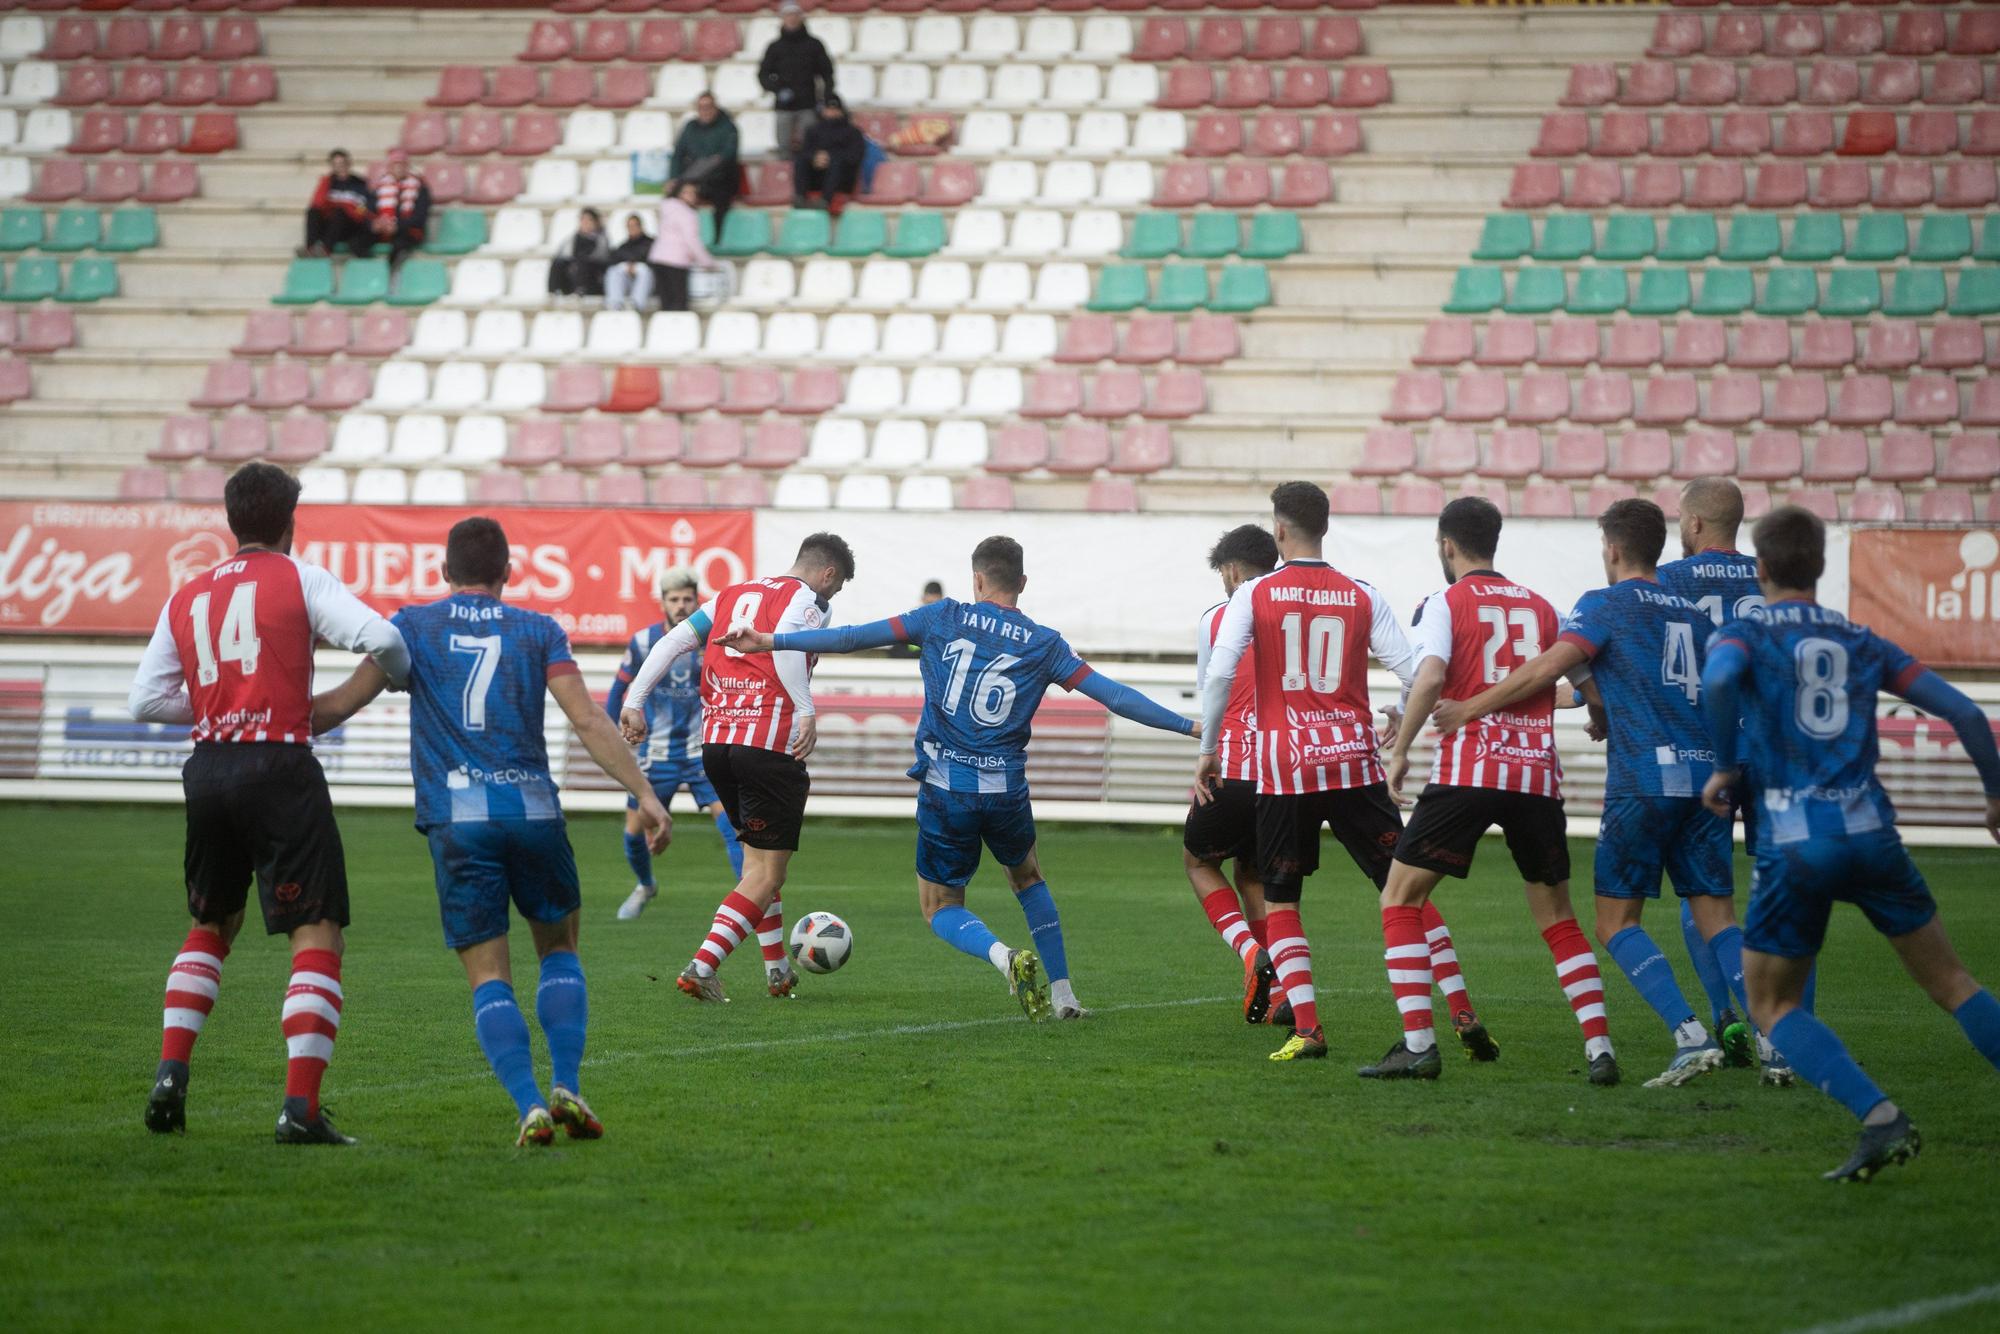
[450,633,502,732]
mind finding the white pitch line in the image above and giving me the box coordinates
[1789,1282,2000,1334]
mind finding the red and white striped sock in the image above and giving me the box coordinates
[162,927,228,1065]
[281,949,342,1118]
[1421,900,1472,1020]
[1542,918,1613,1059]
[1248,915,1289,1010]
[756,892,787,966]
[693,891,762,977]
[1199,887,1259,964]
[1381,905,1435,1051]
[1265,907,1318,1034]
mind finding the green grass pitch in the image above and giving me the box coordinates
[2,801,1997,1332]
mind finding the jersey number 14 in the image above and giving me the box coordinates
[188,583,261,687]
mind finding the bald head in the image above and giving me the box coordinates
[1678,476,1743,558]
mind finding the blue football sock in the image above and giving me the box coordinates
[713,809,745,881]
[931,905,1003,965]
[1013,880,1069,984]
[623,831,654,889]
[1771,1009,1889,1122]
[1705,923,1752,1016]
[535,951,588,1094]
[1605,926,1699,1035]
[1801,962,1819,1016]
[1680,898,1733,1026]
[472,980,544,1118]
[1952,990,2000,1070]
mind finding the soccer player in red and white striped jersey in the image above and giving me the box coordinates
[129,462,410,1144]
[1371,497,1620,1086]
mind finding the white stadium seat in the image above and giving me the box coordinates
[905,366,962,415]
[427,363,489,411]
[487,361,547,411]
[559,110,616,156]
[0,157,27,200]
[763,312,819,360]
[449,416,508,464]
[931,65,984,107]
[703,310,760,358]
[487,207,544,255]
[946,208,1005,257]
[3,64,58,108]
[1080,16,1133,60]
[1103,65,1158,109]
[1048,64,1103,108]
[939,314,997,362]
[735,110,777,158]
[813,16,852,57]
[1038,161,1094,207]
[836,64,877,107]
[1132,111,1187,156]
[351,468,409,505]
[854,15,907,59]
[998,313,1057,363]
[296,467,349,504]
[990,65,1044,109]
[737,259,796,308]
[389,413,449,461]
[956,112,1012,157]
[841,367,902,416]
[855,260,913,307]
[931,420,988,470]
[0,111,18,150]
[329,414,389,462]
[876,64,930,108]
[365,361,428,411]
[1075,112,1129,155]
[742,18,781,55]
[911,260,971,311]
[646,311,701,358]
[807,419,866,467]
[528,309,584,356]
[870,420,928,469]
[712,65,762,109]
[587,310,643,357]
[412,308,469,357]
[1017,113,1070,155]
[978,161,1035,206]
[0,18,46,60]
[971,261,1029,310]
[620,111,671,154]
[1065,209,1122,257]
[965,366,1023,417]
[897,476,953,511]
[522,159,580,205]
[881,313,938,360]
[1032,262,1091,311]
[508,261,553,308]
[820,311,880,358]
[1023,16,1077,58]
[774,474,832,510]
[1097,161,1153,207]
[967,15,1019,59]
[652,66,705,108]
[911,15,961,59]
[834,475,892,511]
[445,258,505,306]
[582,159,632,204]
[21,109,70,153]
[411,468,468,505]
[797,258,855,306]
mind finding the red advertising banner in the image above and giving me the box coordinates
[1849,528,2000,669]
[0,499,754,645]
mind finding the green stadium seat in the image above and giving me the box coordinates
[1209,263,1271,312]
[1122,212,1183,260]
[274,257,334,305]
[1886,267,1947,317]
[2,257,60,302]
[57,257,117,302]
[100,208,159,253]
[424,210,487,255]
[1151,263,1210,312]
[330,257,391,306]
[1630,266,1691,316]
[1567,266,1628,315]
[1088,263,1149,312]
[1949,268,2000,317]
[1656,215,1715,263]
[44,207,100,253]
[1501,266,1565,315]
[1850,214,1910,263]
[1692,266,1755,316]
[828,210,887,257]
[1978,216,2000,263]
[1820,268,1881,318]
[1781,214,1845,263]
[1242,211,1302,260]
[698,211,717,249]
[713,210,770,258]
[884,210,944,259]
[1185,213,1241,260]
[387,258,448,306]
[1532,214,1595,262]
[1755,266,1818,316]
[1443,265,1506,314]
[0,209,43,252]
[1599,214,1660,262]
[1719,214,1781,263]
[773,209,831,256]
[1471,213,1534,261]
[1909,214,1970,263]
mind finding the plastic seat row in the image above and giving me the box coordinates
[0,204,157,251]
[1014,367,1205,420]
[1149,160,1329,208]
[1384,367,2000,429]
[230,307,412,357]
[1119,210,1301,260]
[1328,475,1989,524]
[1531,108,2000,158]
[372,359,844,416]
[1087,262,1271,313]
[1186,111,1360,159]
[1503,159,1998,210]
[4,156,197,203]
[951,109,1187,158]
[1473,211,2000,264]
[34,16,261,61]
[273,257,449,308]
[518,13,1132,64]
[1156,62,1390,111]
[646,61,1161,114]
[0,255,117,301]
[398,111,570,159]
[48,61,275,107]
[1446,263,2000,319]
[429,63,649,111]
[1559,57,1992,110]
[1645,9,2000,60]
[60,109,236,154]
[1415,315,1997,373]
[976,420,1171,478]
[0,304,76,352]
[546,0,1378,13]
[1133,16,1362,63]
[346,159,521,208]
[730,255,1108,311]
[189,356,372,412]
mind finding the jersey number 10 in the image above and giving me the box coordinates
[1279,612,1345,693]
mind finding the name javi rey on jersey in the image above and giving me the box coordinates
[956,605,1039,643]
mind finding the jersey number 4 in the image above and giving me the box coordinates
[450,633,502,732]
[188,583,261,687]
[1661,621,1699,703]
[1278,613,1344,692]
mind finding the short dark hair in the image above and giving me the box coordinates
[223,461,300,547]
[1269,480,1329,541]
[1597,497,1667,569]
[445,516,511,587]
[1752,505,1826,591]
[1437,496,1503,563]
[971,535,1025,595]
[1207,524,1279,574]
[922,580,944,597]
[329,148,349,160]
[795,532,855,582]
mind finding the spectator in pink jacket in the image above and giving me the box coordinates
[648,180,717,313]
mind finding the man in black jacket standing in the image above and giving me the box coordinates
[793,96,865,209]
[759,0,834,157]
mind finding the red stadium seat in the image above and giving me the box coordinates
[1389,479,1446,517]
[1195,18,1246,60]
[1767,374,1830,426]
[1216,64,1273,110]
[1608,430,1671,480]
[150,416,212,463]
[1110,421,1175,473]
[1049,421,1111,474]
[1804,58,1862,105]
[1354,427,1415,476]
[1333,64,1388,108]
[1054,314,1116,365]
[1085,478,1139,513]
[118,466,172,501]
[71,112,127,155]
[987,423,1049,473]
[1304,113,1361,158]
[205,18,260,60]
[1532,113,1589,158]
[503,420,564,468]
[1711,13,1765,56]
[537,66,595,110]
[1903,110,1959,156]
[1383,370,1444,422]
[528,473,587,506]
[681,418,741,468]
[1830,375,1893,427]
[1840,110,1898,155]
[1743,62,1800,107]
[217,64,275,107]
[1750,161,1809,208]
[519,20,574,61]
[1647,14,1704,58]
[1022,370,1084,419]
[294,309,349,356]
[633,21,684,60]
[738,419,802,469]
[44,18,103,59]
[474,472,529,505]
[1966,113,2000,157]
[1938,162,1998,209]
[1189,114,1242,159]
[250,359,311,410]
[1416,424,1479,475]
[1916,490,1974,524]
[593,66,646,109]
[1604,319,1664,369]
[485,65,541,109]
[1927,58,1985,106]
[1638,373,1699,427]
[1153,162,1210,208]
[1560,64,1618,108]
[1701,372,1763,426]
[1504,164,1563,209]
[1542,318,1602,368]
[1858,320,1920,372]
[1327,482,1381,516]
[577,19,630,61]
[1415,317,1474,366]
[1804,429,1869,482]
[1215,162,1270,208]
[1587,481,1639,512]
[152,65,208,108]
[564,418,624,468]
[1485,428,1543,478]
[152,18,204,60]
[1807,161,1870,208]
[430,65,485,108]
[1729,317,1791,369]
[1830,10,1886,56]
[1508,372,1569,425]
[1742,430,1804,481]
[1519,481,1575,518]
[235,310,294,356]
[1305,17,1361,60]
[466,161,522,205]
[400,112,449,156]
[1445,371,1507,423]
[1716,111,1773,156]
[1773,14,1825,56]
[450,110,506,156]
[1683,61,1738,106]
[1923,320,1985,371]
[1685,161,1743,207]
[131,111,185,153]
[305,361,371,410]
[624,417,682,465]
[915,161,975,208]
[1159,65,1215,110]
[1662,317,1726,369]
[1574,373,1634,425]
[1273,161,1330,207]
[1621,61,1678,106]
[1897,373,1959,427]
[206,414,270,465]
[1873,161,1935,208]
[1179,314,1240,364]
[185,112,237,153]
[1134,18,1186,60]
[1115,314,1176,366]
[690,20,741,61]
[1796,319,1857,370]
[503,112,561,156]
[1655,112,1710,157]
[1631,162,1690,208]
[1475,317,1539,367]
[1968,380,2000,428]
[55,66,115,108]
[103,17,151,61]
[1939,433,2000,483]
[957,476,1017,512]
[190,359,254,409]
[1564,161,1624,208]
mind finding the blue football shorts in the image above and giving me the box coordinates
[915,785,1037,890]
[425,817,581,949]
[1594,794,1733,901]
[1744,828,1936,959]
[626,756,719,811]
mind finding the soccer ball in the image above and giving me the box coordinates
[789,911,853,975]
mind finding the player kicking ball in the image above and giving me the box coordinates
[605,566,745,921]
[723,536,1196,1023]
[1700,506,2000,1181]
[311,518,672,1147]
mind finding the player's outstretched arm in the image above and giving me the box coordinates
[297,562,411,688]
[1893,667,2000,843]
[756,617,904,657]
[1433,640,1588,735]
[1074,669,1196,737]
[1697,638,1751,817]
[552,672,672,851]
[1388,656,1448,802]
[311,659,391,736]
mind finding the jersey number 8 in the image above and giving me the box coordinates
[1794,637,1849,740]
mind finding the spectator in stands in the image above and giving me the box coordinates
[548,208,611,300]
[888,581,945,658]
[758,0,834,156]
[370,149,432,268]
[604,213,656,312]
[792,95,864,210]
[670,93,740,237]
[299,149,372,259]
[648,181,716,314]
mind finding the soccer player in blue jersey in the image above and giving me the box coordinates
[722,535,1197,1022]
[1701,505,2000,1181]
[606,566,744,921]
[1436,498,1752,1087]
[312,518,672,1147]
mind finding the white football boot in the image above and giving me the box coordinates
[616,884,657,921]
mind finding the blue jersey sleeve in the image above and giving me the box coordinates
[1879,634,2000,796]
[1049,635,1090,691]
[1700,630,1753,771]
[1558,588,1614,658]
[1074,669,1195,736]
[544,618,578,680]
[774,617,902,654]
[606,631,642,717]
[892,599,950,646]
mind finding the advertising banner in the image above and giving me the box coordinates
[1849,528,2000,669]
